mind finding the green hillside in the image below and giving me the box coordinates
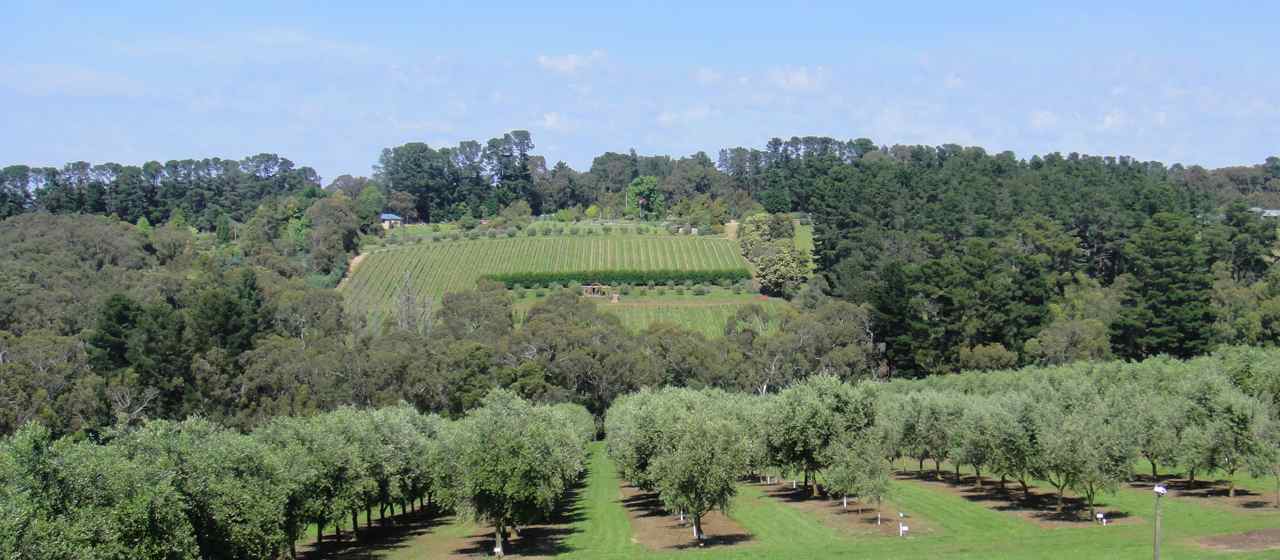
[341,233,759,329]
[513,288,788,337]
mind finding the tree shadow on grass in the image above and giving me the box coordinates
[619,486,753,550]
[1130,474,1279,509]
[898,470,1132,524]
[300,507,452,560]
[451,477,588,557]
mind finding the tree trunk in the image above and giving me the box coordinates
[316,523,322,544]
[290,536,297,559]
[954,463,960,481]
[975,466,982,487]
[842,495,848,509]
[494,523,506,557]
[812,474,820,498]
[1000,474,1007,489]
[1087,490,1096,521]
[692,514,704,541]
[351,510,359,541]
[1055,488,1064,513]
[367,506,372,528]
[1152,461,1158,480]
[1188,467,1197,488]
[1020,478,1030,501]
[918,457,924,473]
[933,459,941,480]
[1229,479,1236,498]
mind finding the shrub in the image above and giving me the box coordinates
[535,290,545,297]
[447,232,461,241]
[732,284,743,294]
[486,230,498,238]
[569,226,580,235]
[526,228,539,237]
[620,284,632,295]
[431,223,442,232]
[657,287,667,296]
[602,225,613,234]
[692,286,709,296]
[506,229,518,238]
[639,288,649,296]
[675,287,686,296]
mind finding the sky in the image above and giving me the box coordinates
[2,1,1278,182]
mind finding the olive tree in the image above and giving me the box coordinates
[765,375,874,497]
[0,423,198,559]
[1203,391,1268,497]
[824,430,892,516]
[648,401,747,541]
[445,390,585,556]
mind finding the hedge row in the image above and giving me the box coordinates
[483,268,751,288]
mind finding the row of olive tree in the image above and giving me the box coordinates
[609,359,1280,528]
[605,381,896,541]
[0,393,593,559]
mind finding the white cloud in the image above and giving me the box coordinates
[656,106,716,127]
[535,50,606,74]
[539,112,568,131]
[1101,109,1129,131]
[694,67,722,85]
[1030,110,1059,130]
[768,66,826,92]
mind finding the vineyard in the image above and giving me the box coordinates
[341,235,751,324]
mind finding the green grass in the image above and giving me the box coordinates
[512,289,788,337]
[342,234,749,326]
[794,223,815,273]
[318,443,1280,559]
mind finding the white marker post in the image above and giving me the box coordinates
[898,512,908,537]
[1153,484,1167,560]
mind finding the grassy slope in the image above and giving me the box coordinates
[513,289,787,338]
[339,443,1280,560]
[342,233,764,332]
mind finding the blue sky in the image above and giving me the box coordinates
[2,1,1277,181]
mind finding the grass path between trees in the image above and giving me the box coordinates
[309,442,1280,559]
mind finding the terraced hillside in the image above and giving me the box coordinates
[341,234,754,327]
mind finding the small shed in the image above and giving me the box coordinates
[380,212,404,230]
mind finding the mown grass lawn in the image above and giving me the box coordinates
[512,288,787,338]
[315,443,1280,559]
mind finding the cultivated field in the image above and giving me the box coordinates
[513,290,788,337]
[341,234,750,325]
[301,443,1280,559]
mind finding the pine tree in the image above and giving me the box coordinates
[1111,212,1215,359]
